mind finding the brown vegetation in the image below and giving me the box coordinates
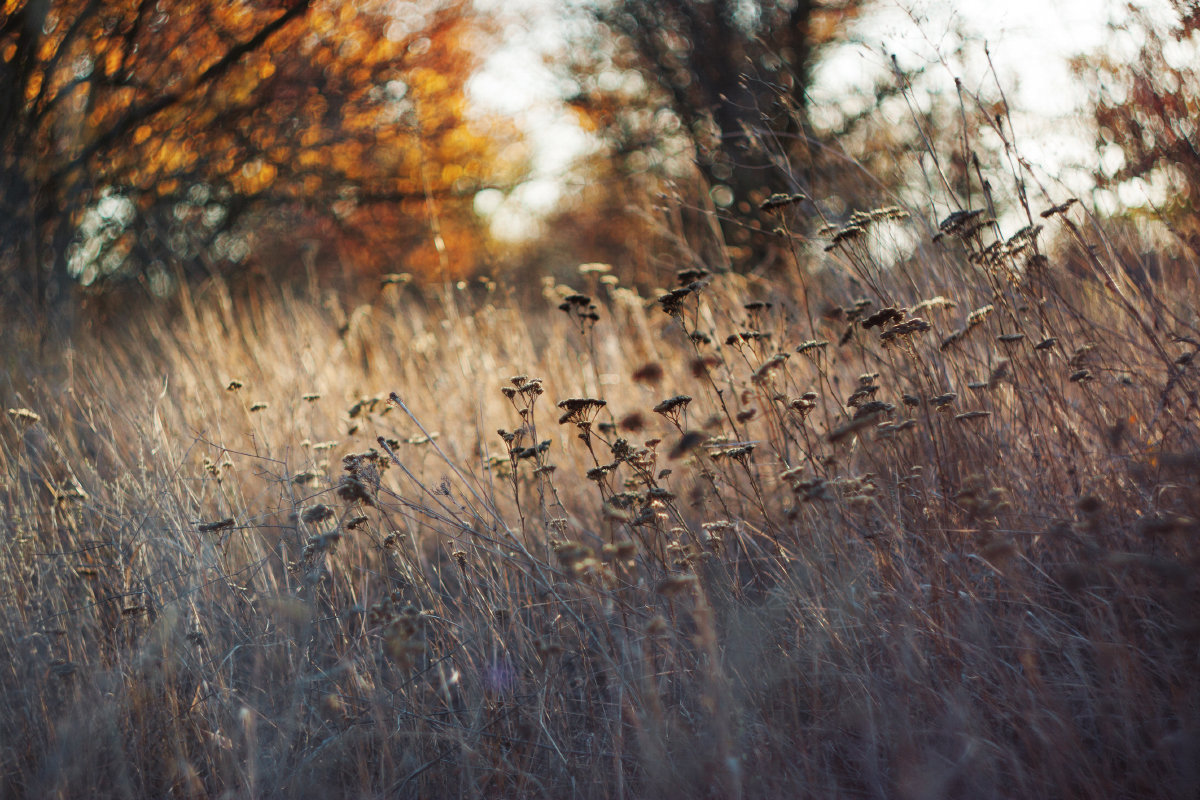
[3,7,1200,799]
[4,137,1200,797]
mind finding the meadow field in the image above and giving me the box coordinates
[3,168,1200,799]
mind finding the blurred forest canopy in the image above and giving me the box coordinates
[3,0,1199,321]
[0,0,521,322]
[559,0,888,273]
[1074,0,1200,256]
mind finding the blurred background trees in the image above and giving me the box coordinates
[0,0,520,325]
[1075,0,1200,256]
[3,0,1197,324]
[556,0,897,275]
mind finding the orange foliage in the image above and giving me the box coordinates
[1076,2,1200,253]
[0,0,520,298]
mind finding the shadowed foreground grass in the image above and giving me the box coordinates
[2,198,1200,798]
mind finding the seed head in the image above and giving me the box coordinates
[653,394,692,420]
[760,192,805,211]
[936,209,986,239]
[1034,337,1059,351]
[301,505,334,525]
[557,397,608,425]
[7,408,40,426]
[632,362,665,384]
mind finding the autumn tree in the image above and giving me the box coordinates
[563,0,876,270]
[1076,0,1200,254]
[0,0,517,322]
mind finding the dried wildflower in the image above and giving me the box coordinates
[7,408,40,425]
[1040,198,1079,218]
[794,477,829,501]
[248,402,268,412]
[998,333,1025,344]
[796,339,829,355]
[954,411,992,422]
[1068,344,1095,368]
[302,393,321,402]
[578,262,612,274]
[346,515,369,530]
[931,392,958,409]
[911,296,956,314]
[406,433,439,445]
[879,317,931,344]
[552,541,594,569]
[337,475,375,505]
[788,394,818,416]
[602,501,634,521]
[760,192,805,211]
[656,573,698,596]
[689,354,722,378]
[198,517,236,533]
[603,539,638,562]
[846,384,879,407]
[735,408,757,423]
[513,440,551,460]
[967,305,994,327]
[988,359,1011,387]
[632,362,664,384]
[668,431,706,459]
[557,397,608,425]
[658,286,696,317]
[517,378,545,397]
[936,209,986,239]
[610,438,635,462]
[227,380,243,391]
[876,419,917,437]
[587,464,617,482]
[1034,337,1058,351]
[613,413,644,434]
[1003,224,1043,255]
[902,394,920,407]
[845,298,874,322]
[862,306,905,329]
[751,353,790,384]
[302,505,334,525]
[676,267,710,285]
[848,205,909,225]
[1069,369,1093,383]
[854,400,894,419]
[559,292,593,309]
[292,471,319,485]
[744,300,773,315]
[828,413,880,443]
[711,443,755,463]
[653,394,692,423]
[825,224,865,250]
[940,327,967,350]
[725,330,770,347]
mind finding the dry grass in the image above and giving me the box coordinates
[4,149,1200,799]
